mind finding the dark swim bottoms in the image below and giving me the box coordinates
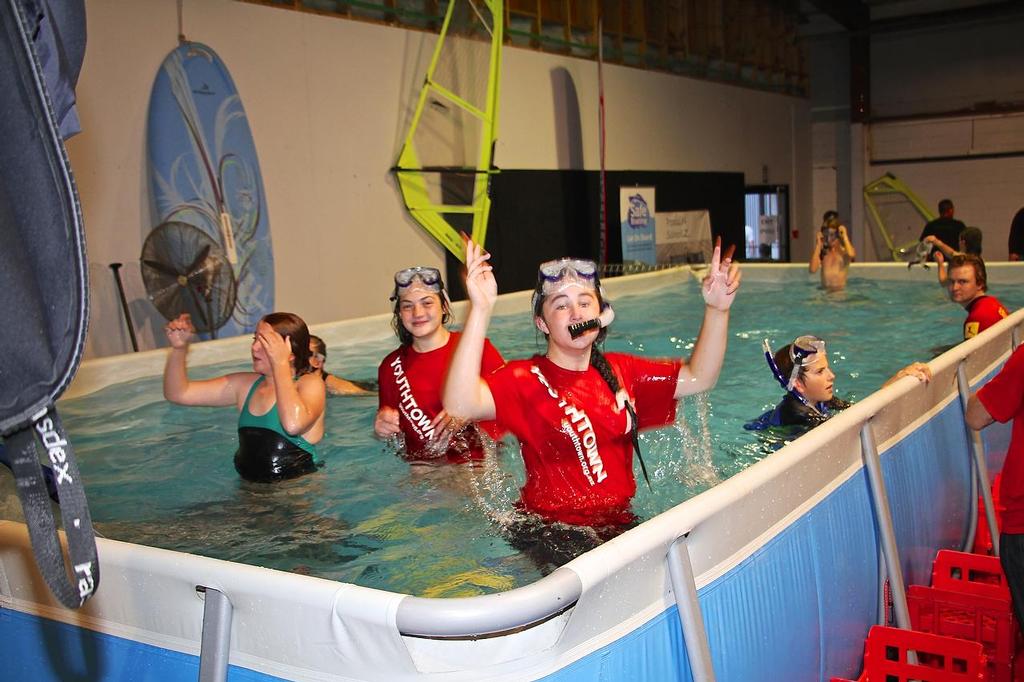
[504,510,637,575]
[234,427,319,483]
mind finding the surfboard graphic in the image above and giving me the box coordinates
[146,42,273,339]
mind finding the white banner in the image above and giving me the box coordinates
[655,209,712,265]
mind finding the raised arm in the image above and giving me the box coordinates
[838,224,856,261]
[809,231,822,273]
[162,313,241,406]
[923,234,956,259]
[258,327,325,436]
[934,251,950,286]
[442,238,497,421]
[676,240,741,397]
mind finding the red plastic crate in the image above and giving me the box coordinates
[932,550,1011,600]
[861,625,986,681]
[909,584,1017,681]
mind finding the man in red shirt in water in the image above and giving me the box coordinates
[967,346,1024,623]
[947,253,1008,340]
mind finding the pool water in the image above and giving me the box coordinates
[2,275,1019,597]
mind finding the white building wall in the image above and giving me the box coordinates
[807,13,1024,266]
[71,0,810,358]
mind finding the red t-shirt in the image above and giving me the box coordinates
[978,346,1024,533]
[485,353,682,526]
[964,295,1008,339]
[378,332,504,463]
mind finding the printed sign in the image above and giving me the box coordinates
[655,210,712,265]
[619,187,656,266]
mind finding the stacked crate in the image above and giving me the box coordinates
[833,550,1020,682]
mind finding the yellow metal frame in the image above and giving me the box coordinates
[395,0,503,261]
[863,172,936,260]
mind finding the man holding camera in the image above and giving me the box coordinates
[810,210,856,291]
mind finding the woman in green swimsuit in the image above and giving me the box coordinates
[162,311,326,482]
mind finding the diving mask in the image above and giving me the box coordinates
[391,266,443,300]
[537,258,597,293]
[786,335,826,390]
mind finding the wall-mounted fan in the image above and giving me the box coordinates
[141,220,237,339]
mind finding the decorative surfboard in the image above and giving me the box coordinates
[145,42,273,340]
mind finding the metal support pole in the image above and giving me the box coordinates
[957,362,999,556]
[1013,325,1020,351]
[860,422,911,629]
[109,262,139,352]
[198,586,233,682]
[962,461,979,554]
[667,535,716,682]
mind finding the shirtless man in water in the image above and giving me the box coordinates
[809,211,856,291]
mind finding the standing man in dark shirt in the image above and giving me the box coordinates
[1009,206,1024,261]
[920,198,966,261]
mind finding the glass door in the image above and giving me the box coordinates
[744,185,789,261]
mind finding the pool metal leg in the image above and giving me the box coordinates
[957,362,1000,556]
[860,422,911,629]
[198,586,233,682]
[667,535,716,682]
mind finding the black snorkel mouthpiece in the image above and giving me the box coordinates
[568,303,616,339]
[568,318,600,339]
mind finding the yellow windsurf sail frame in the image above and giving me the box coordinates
[863,172,936,260]
[394,0,502,262]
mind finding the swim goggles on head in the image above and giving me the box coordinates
[535,258,598,296]
[538,258,597,281]
[531,257,603,314]
[762,336,825,413]
[787,335,826,390]
[391,266,444,300]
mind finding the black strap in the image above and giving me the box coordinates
[624,403,652,491]
[4,406,98,608]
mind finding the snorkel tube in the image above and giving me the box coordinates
[762,339,821,415]
[568,302,616,339]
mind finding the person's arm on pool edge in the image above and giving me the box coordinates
[162,313,243,407]
[881,362,932,388]
[443,238,497,422]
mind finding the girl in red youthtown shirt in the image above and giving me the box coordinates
[442,238,740,566]
[374,266,504,464]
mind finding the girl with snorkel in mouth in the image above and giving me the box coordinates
[443,238,740,569]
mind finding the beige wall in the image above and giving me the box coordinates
[72,0,810,357]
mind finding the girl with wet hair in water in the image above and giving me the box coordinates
[443,238,740,570]
[163,311,325,482]
[374,266,505,464]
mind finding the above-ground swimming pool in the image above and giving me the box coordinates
[2,263,1023,681]
[2,264,1020,598]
